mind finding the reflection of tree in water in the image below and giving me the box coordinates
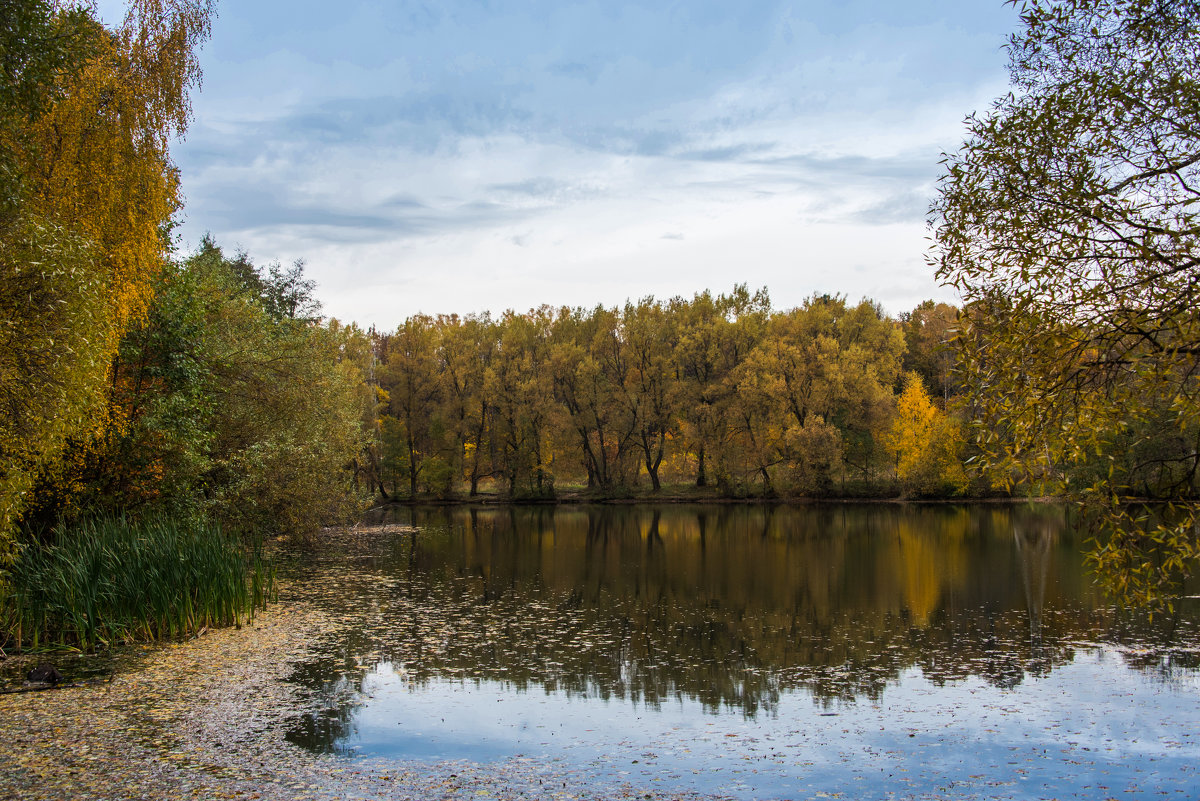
[286,666,367,754]
[1014,507,1059,676]
[285,503,1200,740]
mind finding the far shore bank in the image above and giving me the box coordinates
[368,489,1059,508]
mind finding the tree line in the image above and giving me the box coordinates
[364,290,966,500]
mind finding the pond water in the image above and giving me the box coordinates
[282,504,1200,799]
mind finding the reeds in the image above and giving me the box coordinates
[0,516,275,652]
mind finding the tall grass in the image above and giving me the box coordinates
[0,516,275,652]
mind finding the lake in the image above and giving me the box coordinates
[280,503,1200,799]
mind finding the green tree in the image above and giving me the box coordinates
[933,0,1200,607]
[55,240,371,536]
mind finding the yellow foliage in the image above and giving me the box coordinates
[23,1,212,334]
[0,1,213,558]
[885,373,968,495]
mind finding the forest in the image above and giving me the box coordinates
[2,0,1199,651]
[366,290,964,501]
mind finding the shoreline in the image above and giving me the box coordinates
[369,491,1061,508]
[0,542,731,801]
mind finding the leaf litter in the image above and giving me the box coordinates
[0,527,722,801]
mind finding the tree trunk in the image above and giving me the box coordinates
[647,462,661,491]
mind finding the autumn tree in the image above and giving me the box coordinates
[933,0,1200,606]
[0,0,213,557]
[487,308,557,496]
[731,296,903,494]
[900,300,959,401]
[673,286,769,489]
[622,297,681,491]
[437,313,497,496]
[377,315,445,497]
[828,299,906,483]
[549,306,642,491]
[885,373,968,496]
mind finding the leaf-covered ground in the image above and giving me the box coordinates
[0,605,723,801]
[0,529,720,801]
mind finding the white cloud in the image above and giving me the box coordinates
[165,0,1016,329]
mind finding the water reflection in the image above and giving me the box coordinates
[282,503,1200,763]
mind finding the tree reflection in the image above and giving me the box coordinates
[285,503,1200,753]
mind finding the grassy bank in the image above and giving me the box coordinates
[1,516,275,652]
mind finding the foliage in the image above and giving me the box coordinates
[900,300,959,400]
[0,0,213,562]
[0,515,273,651]
[149,240,368,534]
[732,295,905,493]
[22,239,373,538]
[0,219,110,553]
[369,289,965,499]
[933,0,1200,606]
[885,373,968,496]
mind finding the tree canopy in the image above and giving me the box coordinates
[365,291,970,501]
[932,0,1200,607]
[0,0,214,560]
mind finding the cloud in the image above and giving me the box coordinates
[193,184,400,234]
[751,152,936,182]
[172,0,1018,328]
[851,188,935,226]
[675,143,777,162]
[486,177,581,203]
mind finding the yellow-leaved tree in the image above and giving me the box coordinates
[0,0,214,561]
[885,373,967,496]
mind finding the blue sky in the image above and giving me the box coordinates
[99,1,1020,329]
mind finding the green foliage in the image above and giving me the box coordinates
[0,515,274,651]
[933,0,1200,607]
[37,238,373,537]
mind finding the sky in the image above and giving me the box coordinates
[98,0,1021,330]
